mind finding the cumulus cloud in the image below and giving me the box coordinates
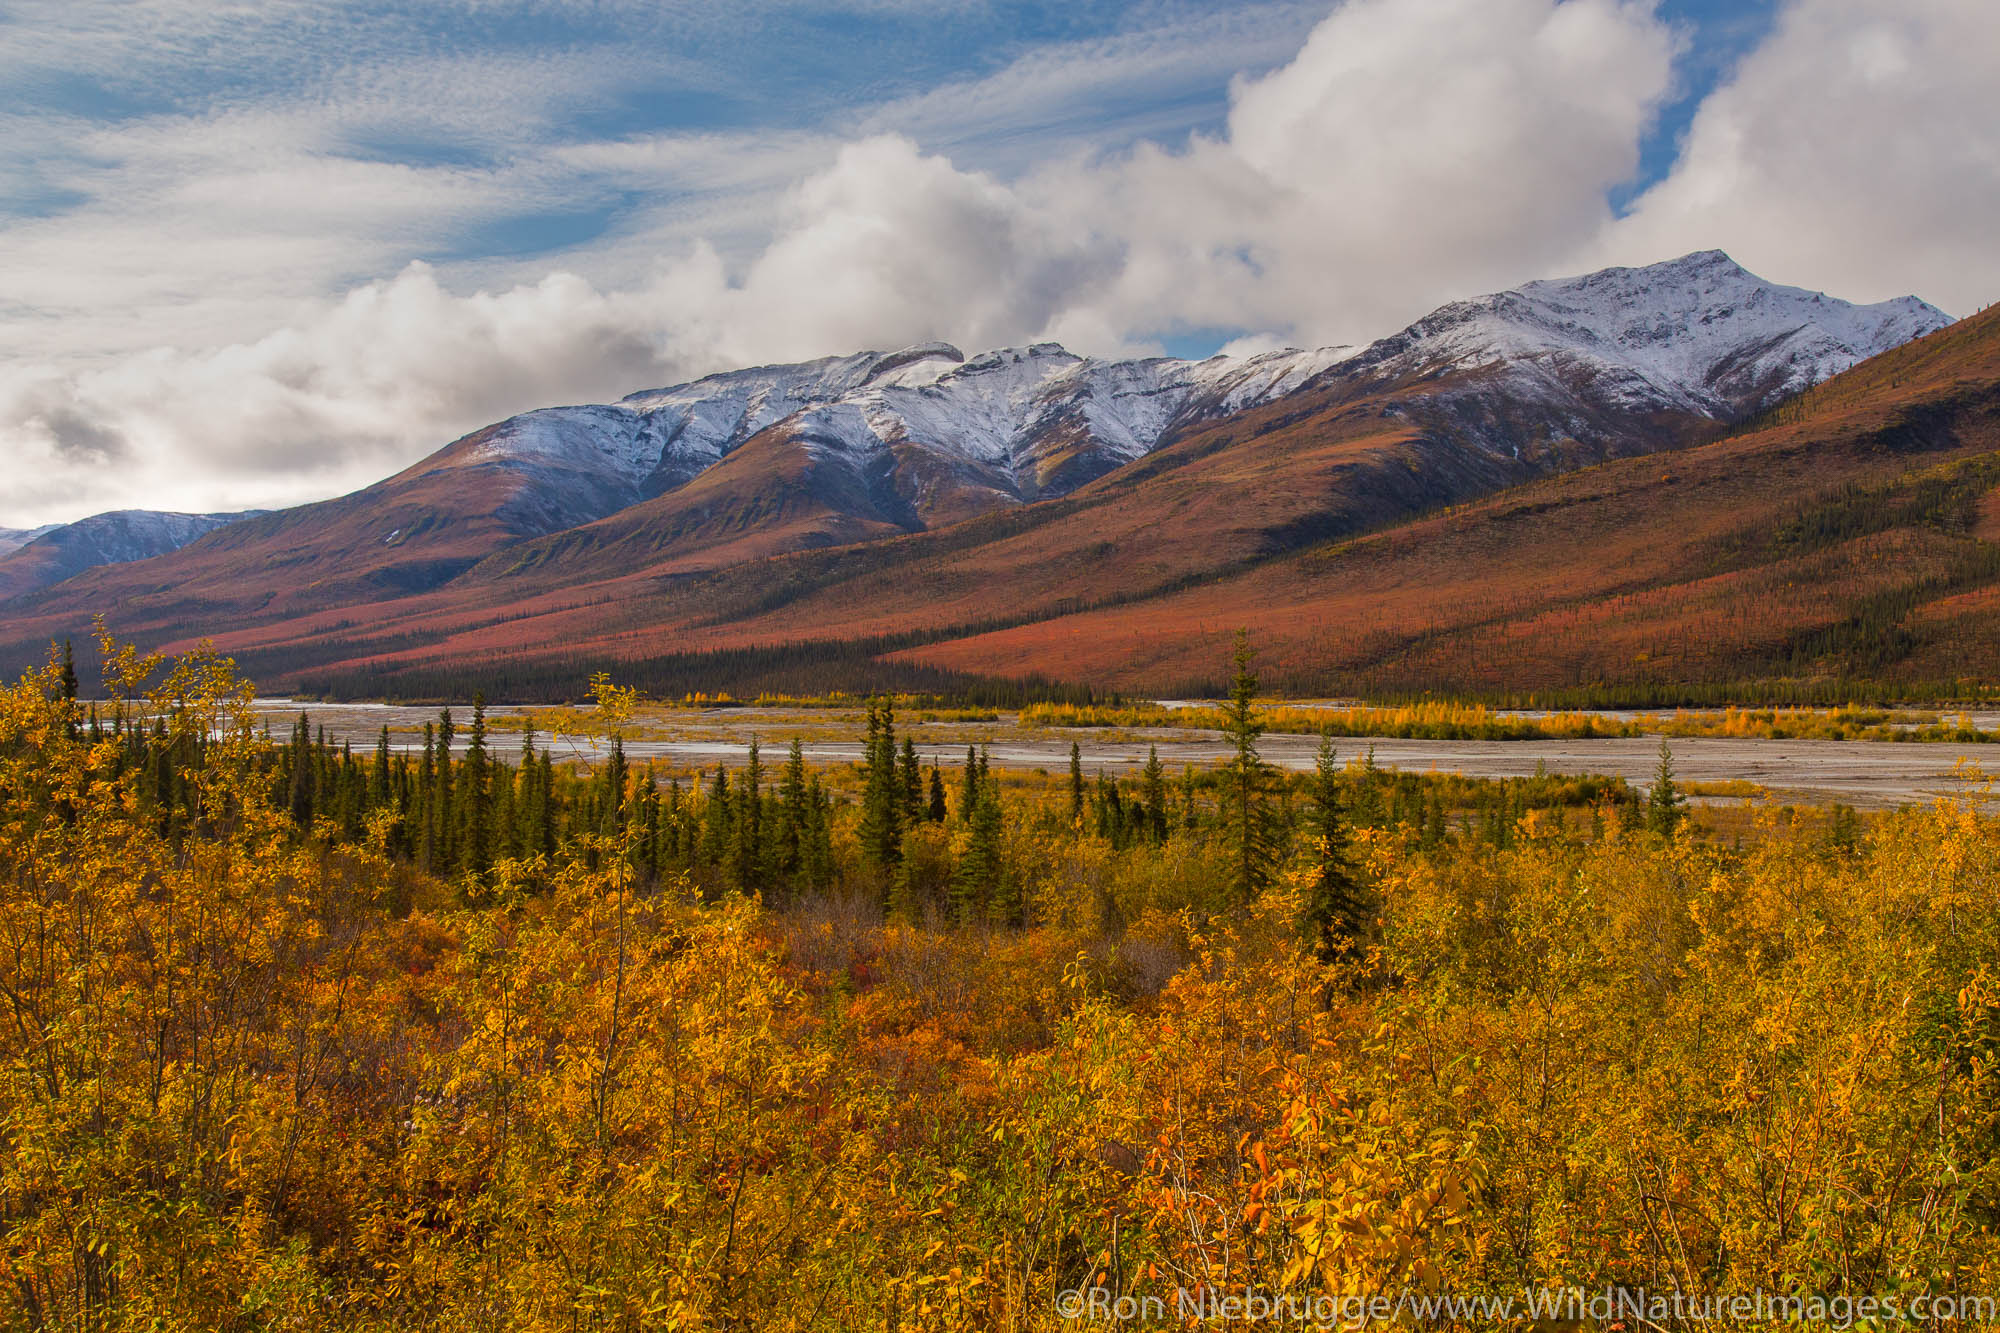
[1039,0,1679,346]
[1608,0,2000,314]
[670,137,1122,365]
[3,0,1996,527]
[0,266,691,519]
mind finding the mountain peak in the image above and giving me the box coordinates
[1377,250,1953,417]
[862,342,964,385]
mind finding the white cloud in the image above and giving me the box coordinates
[1608,0,2000,316]
[1038,0,1679,347]
[0,264,694,519]
[663,137,1123,365]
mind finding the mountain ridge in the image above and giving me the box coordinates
[0,251,1959,693]
[0,508,266,602]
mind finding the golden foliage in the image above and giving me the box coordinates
[3,643,1998,1328]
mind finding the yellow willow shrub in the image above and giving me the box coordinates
[1012,824,1117,934]
[1263,1074,1483,1300]
[0,640,433,1329]
[1651,802,2000,1296]
[844,921,1079,1059]
[387,864,891,1331]
[1105,834,1233,925]
[1110,876,1363,1300]
[1361,806,2000,1303]
[967,974,1153,1326]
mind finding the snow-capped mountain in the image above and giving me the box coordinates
[426,250,1945,546]
[433,338,1354,539]
[0,508,264,600]
[0,249,1954,659]
[691,339,1357,516]
[0,524,59,558]
[1355,249,1948,418]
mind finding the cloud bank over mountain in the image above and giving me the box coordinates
[2,0,1994,526]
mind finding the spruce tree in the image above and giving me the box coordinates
[1220,629,1273,905]
[800,776,835,890]
[1646,740,1685,836]
[459,693,491,879]
[535,750,557,857]
[514,729,539,857]
[900,736,923,829]
[599,735,629,838]
[732,738,763,888]
[372,726,393,808]
[858,699,902,869]
[1304,736,1369,961]
[1094,771,1118,843]
[1068,742,1085,825]
[700,767,732,868]
[417,724,438,871]
[340,744,364,841]
[927,762,948,823]
[639,773,661,878]
[287,713,315,828]
[432,711,456,874]
[958,746,980,819]
[952,779,1004,925]
[1141,746,1167,844]
[778,738,808,886]
[1423,793,1447,850]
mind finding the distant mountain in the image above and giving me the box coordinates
[460,339,1356,584]
[0,251,1957,693]
[0,509,264,601]
[0,524,59,557]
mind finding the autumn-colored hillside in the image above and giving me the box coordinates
[1,352,1726,699]
[4,307,1993,704]
[901,304,2000,699]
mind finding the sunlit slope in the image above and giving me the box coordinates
[897,305,2000,697]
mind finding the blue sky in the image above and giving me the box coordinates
[1,0,1993,526]
[0,0,1773,294]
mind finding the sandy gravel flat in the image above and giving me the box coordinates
[250,700,1996,810]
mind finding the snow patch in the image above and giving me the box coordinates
[416,252,1953,524]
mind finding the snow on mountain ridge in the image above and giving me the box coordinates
[436,251,1950,533]
[455,338,1349,512]
[0,524,60,557]
[0,507,265,601]
[1383,249,1951,417]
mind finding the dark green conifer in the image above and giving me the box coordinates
[1220,630,1273,905]
[1141,746,1168,844]
[1304,736,1369,961]
[1068,742,1085,824]
[858,699,902,869]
